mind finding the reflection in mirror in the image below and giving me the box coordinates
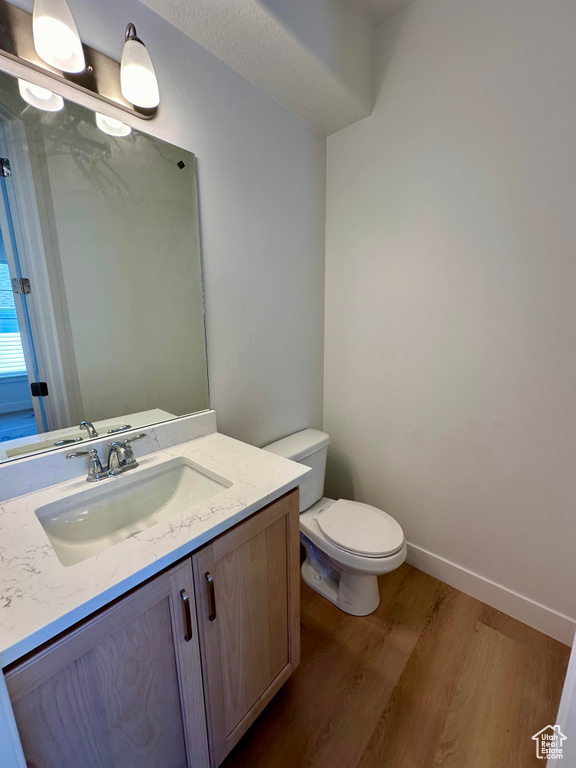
[0,68,209,461]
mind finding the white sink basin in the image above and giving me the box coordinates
[35,457,232,566]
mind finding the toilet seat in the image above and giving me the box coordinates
[299,497,408,606]
[315,499,404,558]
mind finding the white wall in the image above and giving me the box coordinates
[8,0,326,447]
[325,0,576,642]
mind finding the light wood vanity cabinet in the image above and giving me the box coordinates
[5,488,300,768]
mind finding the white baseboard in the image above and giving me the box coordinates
[406,542,576,647]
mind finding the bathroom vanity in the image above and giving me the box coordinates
[0,411,309,768]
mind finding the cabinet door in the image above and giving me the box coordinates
[5,559,209,768]
[193,489,300,767]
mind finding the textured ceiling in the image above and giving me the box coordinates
[138,0,374,135]
[137,0,416,133]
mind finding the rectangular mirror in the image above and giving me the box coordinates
[0,68,209,462]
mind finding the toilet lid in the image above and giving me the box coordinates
[316,499,404,557]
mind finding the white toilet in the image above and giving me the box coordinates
[263,429,407,616]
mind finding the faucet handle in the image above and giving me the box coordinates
[106,424,132,434]
[66,449,95,459]
[66,448,106,482]
[123,433,147,445]
[54,437,83,446]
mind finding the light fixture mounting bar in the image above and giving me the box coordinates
[0,2,157,120]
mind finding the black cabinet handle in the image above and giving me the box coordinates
[180,589,192,642]
[205,572,216,621]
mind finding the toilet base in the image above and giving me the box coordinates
[301,559,381,616]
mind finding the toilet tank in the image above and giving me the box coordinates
[263,429,330,512]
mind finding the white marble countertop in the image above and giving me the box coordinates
[0,432,308,667]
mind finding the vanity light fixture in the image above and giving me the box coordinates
[32,0,85,74]
[120,24,160,109]
[95,112,132,137]
[18,78,64,112]
[0,4,158,121]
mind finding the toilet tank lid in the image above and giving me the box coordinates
[262,428,330,461]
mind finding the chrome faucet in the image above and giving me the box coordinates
[66,433,146,482]
[79,420,98,438]
[107,434,146,476]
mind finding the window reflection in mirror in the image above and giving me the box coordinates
[0,68,209,461]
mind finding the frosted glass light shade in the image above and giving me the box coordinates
[121,33,159,109]
[96,113,132,137]
[18,79,64,111]
[33,0,85,73]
